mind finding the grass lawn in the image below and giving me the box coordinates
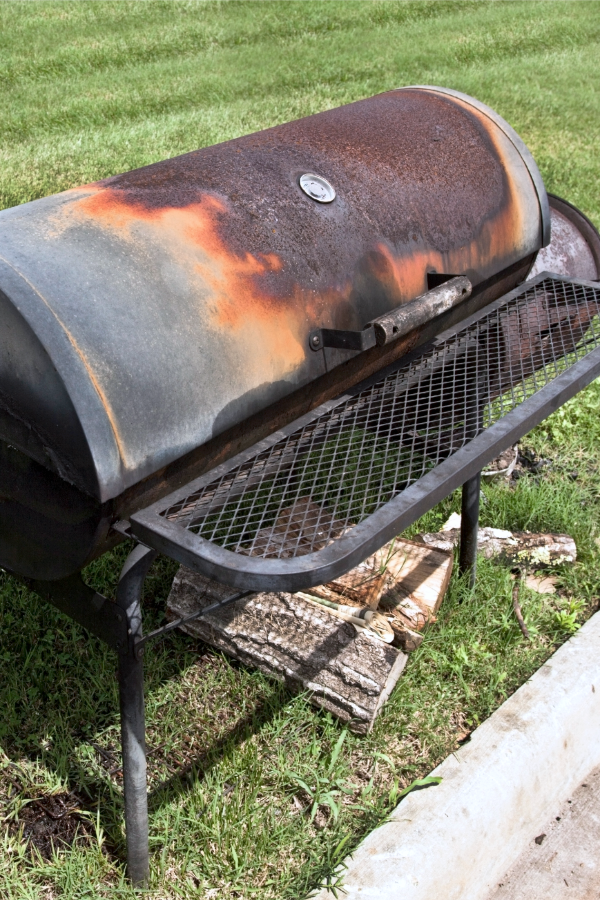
[1,2,600,897]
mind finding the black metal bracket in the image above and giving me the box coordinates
[309,325,376,352]
[308,277,471,352]
[28,542,252,657]
[28,573,129,652]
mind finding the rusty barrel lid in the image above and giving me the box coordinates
[0,86,548,502]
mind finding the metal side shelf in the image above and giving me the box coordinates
[130,273,600,592]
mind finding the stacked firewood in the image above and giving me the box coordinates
[167,498,452,733]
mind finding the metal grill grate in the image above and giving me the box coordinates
[154,276,600,564]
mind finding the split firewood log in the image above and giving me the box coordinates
[418,525,576,567]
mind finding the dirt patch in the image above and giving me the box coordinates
[13,792,93,859]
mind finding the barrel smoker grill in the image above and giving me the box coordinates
[2,86,600,883]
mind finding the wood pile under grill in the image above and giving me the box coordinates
[167,499,452,733]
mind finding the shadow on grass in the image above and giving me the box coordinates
[146,687,287,812]
[2,464,600,884]
[0,543,297,865]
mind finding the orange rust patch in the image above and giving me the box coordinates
[376,244,443,302]
[445,96,533,260]
[61,186,311,372]
[74,186,163,229]
[65,179,531,337]
[371,100,535,300]
[49,117,537,376]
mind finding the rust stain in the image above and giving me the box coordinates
[50,145,529,346]
[41,86,540,392]
[363,136,532,305]
[60,186,315,376]
[70,182,518,299]
[443,94,530,259]
[0,251,128,469]
[367,101,532,301]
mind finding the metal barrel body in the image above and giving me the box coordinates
[0,87,547,579]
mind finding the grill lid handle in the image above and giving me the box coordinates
[309,276,472,352]
[369,275,472,346]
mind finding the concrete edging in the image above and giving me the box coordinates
[315,610,600,899]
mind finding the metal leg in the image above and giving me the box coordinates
[115,544,157,887]
[459,471,481,588]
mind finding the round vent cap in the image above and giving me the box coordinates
[299,173,336,203]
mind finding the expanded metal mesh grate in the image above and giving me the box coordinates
[161,277,600,559]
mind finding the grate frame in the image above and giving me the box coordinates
[131,273,600,591]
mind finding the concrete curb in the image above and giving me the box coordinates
[315,611,600,900]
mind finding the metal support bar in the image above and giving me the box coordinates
[459,471,481,587]
[115,544,157,888]
[28,573,128,651]
[135,589,252,651]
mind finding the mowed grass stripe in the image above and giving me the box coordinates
[0,1,481,87]
[2,3,599,144]
[1,2,599,216]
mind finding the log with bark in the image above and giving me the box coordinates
[417,522,576,567]
[167,498,453,732]
[167,569,407,734]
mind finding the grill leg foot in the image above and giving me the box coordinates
[116,544,157,887]
[459,471,481,588]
